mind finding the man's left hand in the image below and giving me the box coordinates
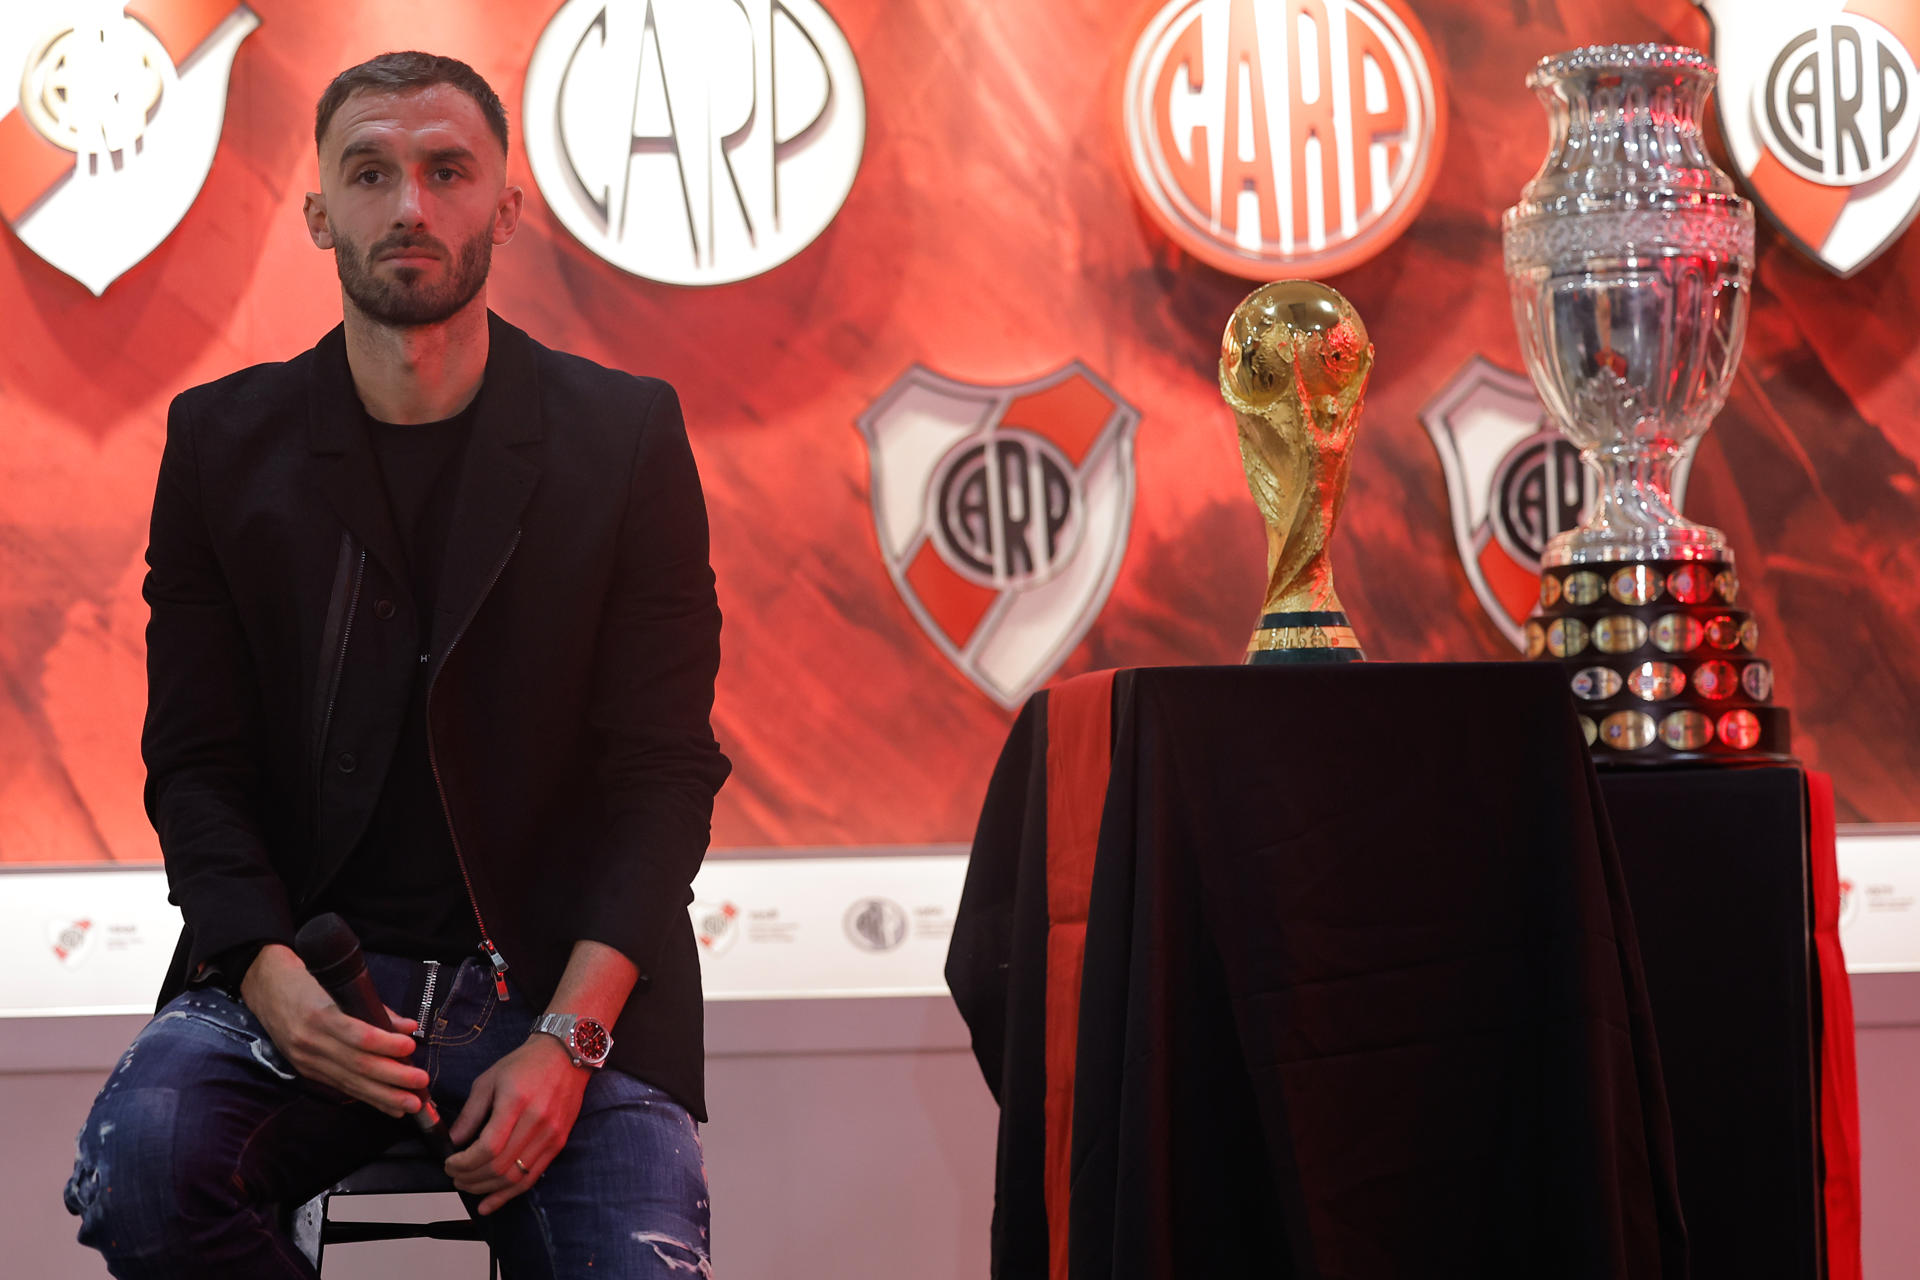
[445,1035,590,1214]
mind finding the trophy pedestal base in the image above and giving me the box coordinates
[1245,611,1365,665]
[1523,559,1791,765]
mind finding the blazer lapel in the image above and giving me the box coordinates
[308,325,407,584]
[431,312,544,661]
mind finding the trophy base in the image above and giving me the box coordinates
[1541,526,1731,567]
[1245,611,1365,665]
[1523,559,1792,766]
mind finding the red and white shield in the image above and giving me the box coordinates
[1420,356,1694,649]
[1,1,258,295]
[1698,0,1920,276]
[857,363,1139,708]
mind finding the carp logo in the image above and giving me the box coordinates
[1421,356,1694,648]
[1699,0,1920,275]
[49,917,94,966]
[523,0,865,286]
[1121,0,1445,279]
[0,0,258,295]
[858,364,1139,709]
[843,897,907,953]
[690,900,740,956]
[1838,877,1862,928]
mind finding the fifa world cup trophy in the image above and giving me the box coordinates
[1502,44,1789,762]
[1220,280,1371,664]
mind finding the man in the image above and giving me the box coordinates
[62,52,728,1279]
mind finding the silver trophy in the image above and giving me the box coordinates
[1502,43,1752,567]
[1502,44,1786,763]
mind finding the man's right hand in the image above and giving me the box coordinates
[239,943,431,1119]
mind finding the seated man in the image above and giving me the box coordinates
[62,51,729,1279]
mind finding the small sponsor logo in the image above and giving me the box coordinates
[523,0,866,285]
[842,897,908,952]
[1120,0,1445,278]
[0,1,259,294]
[858,363,1139,707]
[1420,356,1693,646]
[1698,0,1920,275]
[690,900,740,955]
[49,917,94,966]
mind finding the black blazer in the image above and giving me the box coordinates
[143,311,729,1117]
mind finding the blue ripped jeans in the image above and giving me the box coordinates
[63,953,711,1279]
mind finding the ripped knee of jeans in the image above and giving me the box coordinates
[633,1230,713,1277]
[67,1086,181,1261]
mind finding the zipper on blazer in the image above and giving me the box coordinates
[413,959,440,1041]
[315,548,368,812]
[426,529,522,1002]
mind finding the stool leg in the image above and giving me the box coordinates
[288,1191,327,1271]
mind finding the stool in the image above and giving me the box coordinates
[289,1135,498,1276]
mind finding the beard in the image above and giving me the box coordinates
[333,224,492,327]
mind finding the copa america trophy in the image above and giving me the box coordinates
[1220,280,1370,664]
[1502,44,1788,762]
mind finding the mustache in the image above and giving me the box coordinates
[369,233,449,260]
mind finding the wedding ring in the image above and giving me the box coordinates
[514,1158,530,1175]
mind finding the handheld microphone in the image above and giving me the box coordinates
[294,913,454,1159]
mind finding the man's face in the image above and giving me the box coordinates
[305,85,521,327]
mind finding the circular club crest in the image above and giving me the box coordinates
[1755,14,1920,188]
[1,4,259,296]
[843,897,909,952]
[1489,431,1592,568]
[1121,0,1445,278]
[928,429,1087,591]
[523,0,866,285]
[19,18,172,155]
[690,901,740,955]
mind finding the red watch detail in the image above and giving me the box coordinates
[572,1017,610,1064]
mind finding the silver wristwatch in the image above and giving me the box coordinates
[530,1012,612,1069]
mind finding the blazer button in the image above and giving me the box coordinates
[374,599,396,620]
[336,751,358,774]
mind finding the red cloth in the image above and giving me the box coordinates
[1042,671,1114,1280]
[1807,771,1861,1280]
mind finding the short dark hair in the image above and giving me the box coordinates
[314,52,509,156]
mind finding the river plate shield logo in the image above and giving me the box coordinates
[859,364,1140,709]
[1698,0,1920,276]
[0,1,258,295]
[1121,0,1446,279]
[523,0,865,286]
[1421,356,1694,649]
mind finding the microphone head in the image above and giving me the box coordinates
[294,913,364,986]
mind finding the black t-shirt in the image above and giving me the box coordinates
[309,398,482,962]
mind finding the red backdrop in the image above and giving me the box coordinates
[3,0,1917,865]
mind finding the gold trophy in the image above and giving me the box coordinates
[1219,280,1371,664]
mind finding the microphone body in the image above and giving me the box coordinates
[294,913,454,1159]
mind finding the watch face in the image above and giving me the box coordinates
[573,1018,611,1064]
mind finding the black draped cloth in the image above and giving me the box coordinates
[948,664,1689,1279]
